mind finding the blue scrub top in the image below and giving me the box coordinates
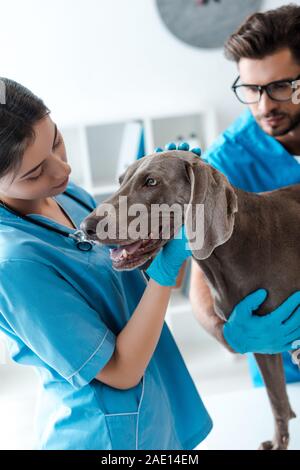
[0,181,212,450]
[203,108,300,386]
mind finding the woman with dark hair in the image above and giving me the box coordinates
[0,77,213,450]
[0,78,298,450]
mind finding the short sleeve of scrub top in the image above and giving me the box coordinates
[0,180,212,450]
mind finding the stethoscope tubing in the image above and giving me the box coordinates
[0,190,96,251]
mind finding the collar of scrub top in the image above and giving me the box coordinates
[0,189,96,252]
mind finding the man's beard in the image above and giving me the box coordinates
[257,110,300,137]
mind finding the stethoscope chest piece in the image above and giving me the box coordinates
[69,229,95,251]
[0,190,97,252]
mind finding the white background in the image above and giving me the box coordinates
[1,0,296,129]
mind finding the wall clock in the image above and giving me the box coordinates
[156,0,263,49]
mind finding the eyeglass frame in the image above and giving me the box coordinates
[231,74,300,104]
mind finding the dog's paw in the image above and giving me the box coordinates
[258,435,289,450]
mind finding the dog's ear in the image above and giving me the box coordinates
[184,161,238,259]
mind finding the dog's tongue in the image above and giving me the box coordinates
[110,240,143,261]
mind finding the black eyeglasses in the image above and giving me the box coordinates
[232,74,300,104]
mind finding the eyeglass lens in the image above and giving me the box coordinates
[235,81,297,104]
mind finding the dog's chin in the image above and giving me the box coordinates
[111,245,162,271]
[86,225,177,271]
[109,237,167,271]
[104,225,172,271]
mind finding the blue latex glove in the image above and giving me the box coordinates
[223,289,300,354]
[145,142,201,286]
[146,225,192,286]
[155,141,202,156]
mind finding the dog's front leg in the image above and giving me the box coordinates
[254,353,296,450]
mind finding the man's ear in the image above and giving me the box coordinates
[184,161,238,259]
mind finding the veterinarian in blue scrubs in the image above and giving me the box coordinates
[192,6,300,385]
[0,179,214,450]
[0,78,215,450]
[1,77,300,450]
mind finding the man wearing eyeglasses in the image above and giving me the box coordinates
[190,4,300,386]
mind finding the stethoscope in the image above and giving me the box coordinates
[0,190,96,251]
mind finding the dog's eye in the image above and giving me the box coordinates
[145,177,158,187]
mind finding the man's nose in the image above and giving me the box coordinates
[80,217,98,237]
[258,91,278,115]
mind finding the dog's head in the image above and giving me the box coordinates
[81,150,238,270]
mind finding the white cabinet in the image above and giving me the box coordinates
[60,109,218,204]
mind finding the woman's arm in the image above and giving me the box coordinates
[97,145,201,390]
[189,260,235,352]
[96,279,171,389]
[97,225,192,390]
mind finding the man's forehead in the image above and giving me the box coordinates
[239,49,300,84]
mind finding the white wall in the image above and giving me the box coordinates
[0,0,298,131]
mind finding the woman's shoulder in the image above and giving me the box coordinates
[0,231,50,267]
[0,257,53,296]
[0,218,33,262]
[0,180,97,263]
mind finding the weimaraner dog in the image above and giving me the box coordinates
[81,150,300,450]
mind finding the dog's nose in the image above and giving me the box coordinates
[80,217,98,237]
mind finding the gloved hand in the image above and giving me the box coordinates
[223,289,300,354]
[145,142,201,286]
[146,225,192,286]
[155,141,202,156]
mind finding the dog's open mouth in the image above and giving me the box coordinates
[109,229,166,271]
[83,216,179,271]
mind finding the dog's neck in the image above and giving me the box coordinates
[195,188,271,319]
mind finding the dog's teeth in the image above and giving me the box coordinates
[122,249,128,259]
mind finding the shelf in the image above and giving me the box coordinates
[86,122,125,188]
[61,109,217,193]
[60,126,89,186]
[152,114,204,151]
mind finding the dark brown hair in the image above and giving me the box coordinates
[224,3,300,64]
[0,78,50,180]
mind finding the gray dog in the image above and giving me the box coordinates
[82,150,300,450]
